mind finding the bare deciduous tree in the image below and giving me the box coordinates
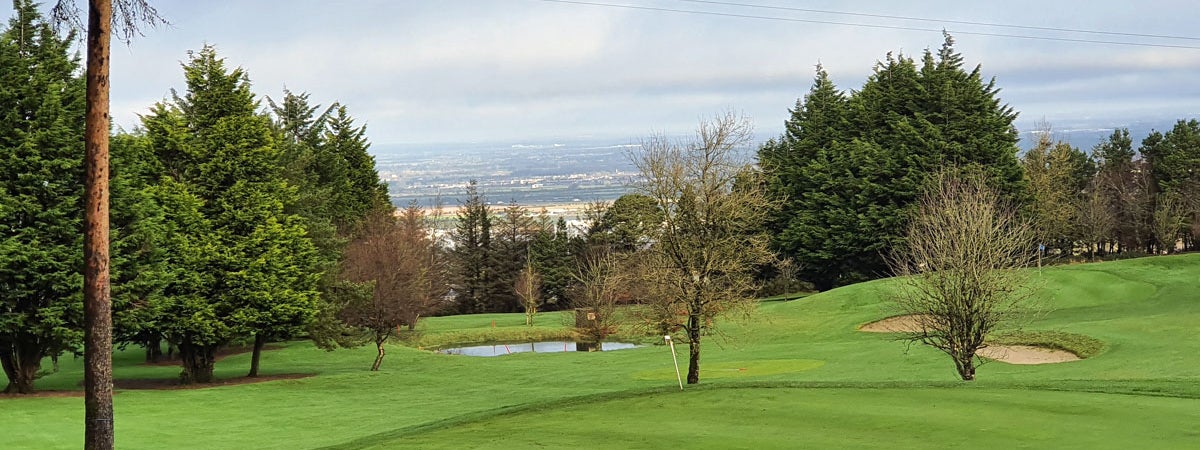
[338,205,448,371]
[1075,181,1115,260]
[630,112,774,384]
[889,170,1040,381]
[514,256,541,326]
[569,250,625,342]
[1151,194,1186,255]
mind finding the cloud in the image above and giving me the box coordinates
[7,0,1199,144]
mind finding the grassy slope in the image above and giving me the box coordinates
[2,254,1198,449]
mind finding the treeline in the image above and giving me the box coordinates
[1023,122,1200,259]
[444,182,663,316]
[758,33,1199,290]
[2,3,396,392]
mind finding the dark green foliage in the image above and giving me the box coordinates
[1142,119,1200,197]
[1094,128,1135,175]
[1138,121,1199,252]
[266,90,392,350]
[586,193,663,252]
[760,34,1026,290]
[450,181,494,313]
[488,202,535,313]
[138,46,321,382]
[530,216,575,310]
[0,1,85,394]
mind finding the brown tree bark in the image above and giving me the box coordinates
[178,343,217,384]
[371,338,386,371]
[83,0,115,448]
[248,334,265,377]
[954,351,977,381]
[686,312,701,385]
[1,343,43,394]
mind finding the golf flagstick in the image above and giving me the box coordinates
[666,335,683,390]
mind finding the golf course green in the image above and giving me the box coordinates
[3,254,1198,449]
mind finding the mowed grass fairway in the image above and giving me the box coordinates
[4,254,1199,448]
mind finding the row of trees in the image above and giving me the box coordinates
[449,183,574,316]
[1023,122,1199,259]
[1,4,392,393]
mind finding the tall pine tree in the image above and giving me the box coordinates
[0,1,86,394]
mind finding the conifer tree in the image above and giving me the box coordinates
[760,34,1025,289]
[0,1,86,394]
[451,181,494,313]
[141,46,320,383]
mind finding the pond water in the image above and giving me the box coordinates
[438,341,638,357]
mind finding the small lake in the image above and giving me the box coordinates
[439,341,638,357]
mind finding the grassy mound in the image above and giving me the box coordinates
[988,330,1106,359]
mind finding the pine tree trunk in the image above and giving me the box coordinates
[686,313,701,385]
[178,343,217,384]
[371,338,386,371]
[247,334,265,377]
[0,344,43,394]
[83,1,115,448]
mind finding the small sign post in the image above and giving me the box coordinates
[665,335,683,390]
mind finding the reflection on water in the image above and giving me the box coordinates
[438,341,637,357]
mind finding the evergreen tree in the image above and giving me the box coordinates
[1140,120,1200,251]
[587,193,664,252]
[141,46,320,383]
[760,34,1025,289]
[1092,129,1148,253]
[450,181,493,313]
[1142,119,1200,197]
[490,202,536,312]
[322,105,391,229]
[0,1,86,394]
[108,132,173,363]
[1094,128,1135,175]
[530,215,574,310]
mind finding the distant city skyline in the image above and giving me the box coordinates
[5,0,1199,144]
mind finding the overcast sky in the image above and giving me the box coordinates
[7,0,1200,145]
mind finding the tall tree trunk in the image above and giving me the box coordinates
[1,344,43,394]
[82,1,115,448]
[178,343,217,384]
[371,337,386,371]
[247,334,265,377]
[686,313,701,385]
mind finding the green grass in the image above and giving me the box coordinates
[3,253,1199,449]
[989,330,1107,358]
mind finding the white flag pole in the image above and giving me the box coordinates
[665,335,683,390]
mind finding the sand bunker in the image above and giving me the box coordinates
[977,345,1080,364]
[858,314,927,333]
[860,315,1081,364]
